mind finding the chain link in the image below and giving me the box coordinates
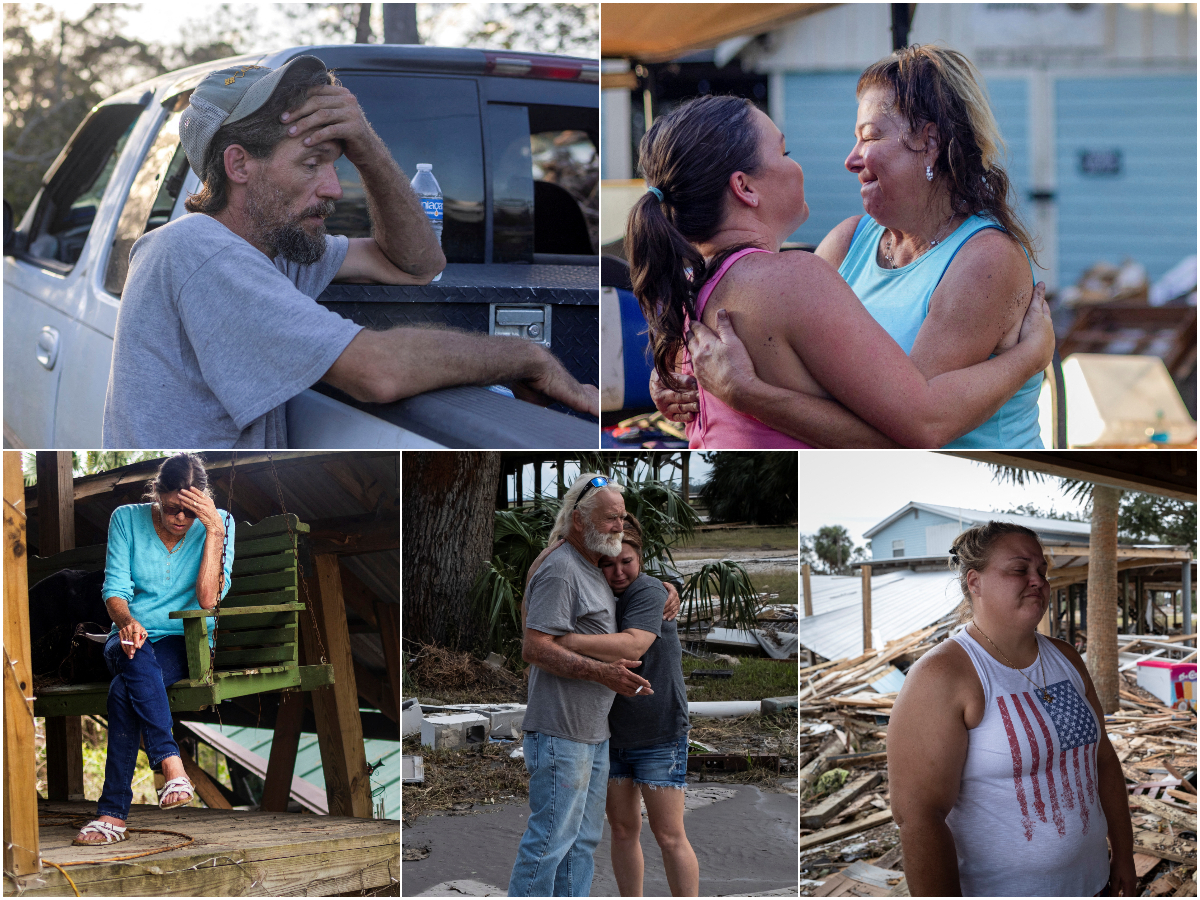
[267,453,327,666]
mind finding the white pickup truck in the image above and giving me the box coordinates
[4,45,600,448]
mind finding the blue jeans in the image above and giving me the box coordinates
[508,733,609,897]
[96,633,188,820]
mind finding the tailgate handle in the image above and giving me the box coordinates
[490,304,551,347]
[36,326,60,370]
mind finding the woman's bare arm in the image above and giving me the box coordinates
[889,642,973,897]
[707,251,1052,447]
[555,629,656,663]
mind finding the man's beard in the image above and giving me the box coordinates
[244,178,334,264]
[583,517,623,557]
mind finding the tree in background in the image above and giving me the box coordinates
[402,452,501,651]
[699,451,797,525]
[808,524,868,575]
[1119,494,1197,553]
[21,450,170,486]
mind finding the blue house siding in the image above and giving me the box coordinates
[1055,76,1197,287]
[870,509,961,560]
[781,72,864,246]
[986,78,1035,267]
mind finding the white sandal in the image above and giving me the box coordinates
[72,819,128,845]
[158,776,195,810]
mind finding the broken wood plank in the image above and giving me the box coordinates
[1131,830,1198,864]
[1147,871,1183,897]
[825,751,889,768]
[798,808,894,852]
[799,748,833,793]
[1132,853,1162,878]
[1128,793,1198,829]
[1163,760,1196,793]
[1172,879,1196,897]
[1167,788,1197,806]
[801,772,883,829]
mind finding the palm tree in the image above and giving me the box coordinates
[986,465,1121,713]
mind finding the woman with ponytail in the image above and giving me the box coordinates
[635,45,1053,449]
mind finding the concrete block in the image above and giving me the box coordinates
[402,697,424,737]
[420,712,490,750]
[761,696,798,714]
[402,755,425,783]
[430,703,526,739]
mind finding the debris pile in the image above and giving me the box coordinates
[799,620,1197,896]
[406,643,524,702]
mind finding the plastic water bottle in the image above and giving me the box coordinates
[411,163,443,282]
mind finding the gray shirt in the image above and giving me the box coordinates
[103,213,362,448]
[522,543,617,745]
[608,574,689,749]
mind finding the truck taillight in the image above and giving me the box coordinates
[485,53,598,83]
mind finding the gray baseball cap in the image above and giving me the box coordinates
[179,55,329,181]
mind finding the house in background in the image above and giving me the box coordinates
[863,501,1090,562]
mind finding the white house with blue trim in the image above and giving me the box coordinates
[863,501,1092,561]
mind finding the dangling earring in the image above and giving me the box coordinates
[926,165,934,182]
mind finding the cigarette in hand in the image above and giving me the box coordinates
[635,685,643,694]
[121,640,136,645]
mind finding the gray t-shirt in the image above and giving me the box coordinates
[608,574,689,749]
[522,543,617,745]
[103,213,362,448]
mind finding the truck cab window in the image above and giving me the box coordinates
[104,109,187,297]
[331,73,486,264]
[24,104,142,271]
[531,127,597,256]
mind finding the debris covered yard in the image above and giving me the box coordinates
[799,618,1197,897]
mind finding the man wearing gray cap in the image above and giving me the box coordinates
[102,55,596,448]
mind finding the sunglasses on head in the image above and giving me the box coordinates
[577,475,609,505]
[161,503,196,519]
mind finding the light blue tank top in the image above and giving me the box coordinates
[838,214,1044,449]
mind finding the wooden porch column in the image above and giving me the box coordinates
[302,553,372,818]
[801,564,813,617]
[37,451,85,803]
[861,565,873,652]
[4,452,40,875]
[680,453,690,504]
[377,601,401,724]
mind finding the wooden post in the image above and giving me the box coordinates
[556,457,566,499]
[680,453,690,504]
[1068,585,1076,647]
[861,565,872,652]
[532,462,542,500]
[802,564,813,618]
[1122,570,1129,633]
[515,466,523,507]
[4,452,40,876]
[36,451,85,803]
[303,553,372,818]
[261,689,306,813]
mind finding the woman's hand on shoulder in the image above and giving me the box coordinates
[180,487,223,533]
[1015,281,1054,373]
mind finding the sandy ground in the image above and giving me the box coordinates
[402,782,798,896]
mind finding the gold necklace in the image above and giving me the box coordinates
[883,216,957,268]
[971,621,1053,704]
[154,506,186,554]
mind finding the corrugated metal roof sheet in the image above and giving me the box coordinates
[799,570,963,661]
[203,721,401,820]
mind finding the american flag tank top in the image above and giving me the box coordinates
[945,629,1110,897]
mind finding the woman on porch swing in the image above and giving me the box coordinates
[74,453,235,845]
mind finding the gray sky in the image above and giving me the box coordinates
[800,451,1089,547]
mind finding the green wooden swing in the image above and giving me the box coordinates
[31,514,334,719]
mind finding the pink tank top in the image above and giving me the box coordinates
[683,248,810,449]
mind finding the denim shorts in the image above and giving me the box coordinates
[608,731,689,789]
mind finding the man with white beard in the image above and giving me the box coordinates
[509,474,654,897]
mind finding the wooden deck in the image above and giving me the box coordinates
[7,801,399,896]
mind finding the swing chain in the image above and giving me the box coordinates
[267,453,327,666]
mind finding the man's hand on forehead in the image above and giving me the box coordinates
[280,84,383,166]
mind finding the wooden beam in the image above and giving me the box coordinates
[177,746,233,809]
[352,661,397,724]
[799,771,882,829]
[303,553,372,818]
[861,565,873,652]
[36,452,86,804]
[802,563,813,617]
[321,459,391,514]
[1044,545,1193,561]
[4,452,39,876]
[307,515,398,556]
[377,601,401,726]
[1050,557,1168,586]
[261,689,306,813]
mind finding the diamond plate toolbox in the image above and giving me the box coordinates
[317,264,599,387]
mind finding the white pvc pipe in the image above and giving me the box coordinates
[687,701,761,718]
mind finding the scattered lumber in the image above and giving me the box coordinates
[801,771,882,829]
[798,808,894,853]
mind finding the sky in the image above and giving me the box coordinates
[799,451,1090,547]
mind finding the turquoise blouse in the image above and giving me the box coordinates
[102,503,235,643]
